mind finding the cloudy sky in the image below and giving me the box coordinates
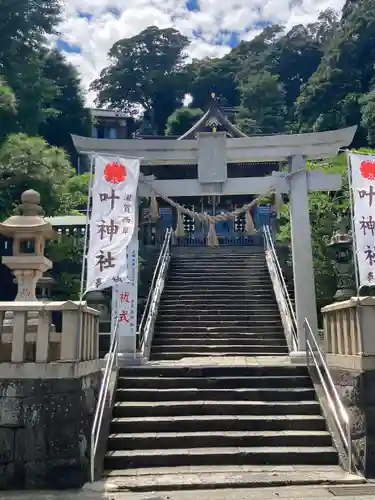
[53,0,346,105]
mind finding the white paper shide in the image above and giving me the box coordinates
[350,153,375,288]
[86,155,140,293]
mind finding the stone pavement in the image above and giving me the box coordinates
[0,484,375,500]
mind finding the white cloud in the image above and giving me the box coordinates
[55,0,346,106]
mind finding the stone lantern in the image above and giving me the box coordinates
[327,220,356,301]
[0,190,56,329]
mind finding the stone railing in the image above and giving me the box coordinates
[322,297,375,357]
[0,301,100,363]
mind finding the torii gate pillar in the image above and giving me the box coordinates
[288,155,318,352]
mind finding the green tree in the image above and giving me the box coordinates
[360,91,375,146]
[295,0,375,139]
[0,0,61,64]
[91,26,190,135]
[0,77,17,140]
[237,72,287,134]
[47,235,84,300]
[0,133,74,219]
[38,49,92,159]
[165,107,204,136]
[186,57,240,110]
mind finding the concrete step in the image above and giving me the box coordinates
[157,312,282,320]
[118,365,309,378]
[163,285,274,294]
[110,414,324,433]
[162,293,276,300]
[151,351,288,360]
[155,319,282,327]
[153,325,284,333]
[113,400,321,418]
[103,465,363,492]
[171,256,266,261]
[152,336,286,346]
[166,281,273,288]
[160,298,277,306]
[115,387,315,402]
[158,305,280,313]
[158,305,280,321]
[151,345,288,356]
[107,430,332,451]
[169,272,270,278]
[104,446,338,469]
[117,375,312,390]
[164,284,274,291]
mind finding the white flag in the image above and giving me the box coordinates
[111,233,139,339]
[349,153,375,288]
[85,155,140,293]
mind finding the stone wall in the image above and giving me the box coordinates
[0,370,101,490]
[330,366,375,477]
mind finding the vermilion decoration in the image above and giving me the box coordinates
[360,160,375,180]
[104,161,127,184]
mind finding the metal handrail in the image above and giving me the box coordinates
[90,317,119,483]
[139,228,172,356]
[138,227,172,346]
[263,224,298,351]
[304,318,352,473]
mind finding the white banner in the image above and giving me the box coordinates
[86,155,140,293]
[349,153,375,288]
[111,233,139,341]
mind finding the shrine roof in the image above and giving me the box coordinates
[178,96,248,140]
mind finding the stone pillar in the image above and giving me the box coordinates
[288,154,318,351]
[322,297,375,477]
[0,190,56,332]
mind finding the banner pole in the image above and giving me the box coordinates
[79,153,96,301]
[347,151,360,296]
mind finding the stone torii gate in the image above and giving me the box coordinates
[71,125,357,355]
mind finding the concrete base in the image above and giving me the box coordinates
[0,369,101,490]
[117,352,146,367]
[289,351,307,365]
[327,356,375,478]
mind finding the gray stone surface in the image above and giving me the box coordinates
[0,483,373,500]
[0,371,101,490]
[330,366,375,477]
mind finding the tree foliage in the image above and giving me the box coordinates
[295,0,375,140]
[0,134,75,219]
[91,26,190,134]
[165,107,204,136]
[237,72,286,135]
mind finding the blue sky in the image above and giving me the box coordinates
[53,0,345,104]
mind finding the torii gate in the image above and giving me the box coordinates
[72,125,357,358]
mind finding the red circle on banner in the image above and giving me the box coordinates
[104,161,127,184]
[360,160,375,180]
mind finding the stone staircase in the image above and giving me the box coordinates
[103,248,345,488]
[151,250,288,360]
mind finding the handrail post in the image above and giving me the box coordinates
[304,318,353,475]
[263,224,298,352]
[90,318,119,482]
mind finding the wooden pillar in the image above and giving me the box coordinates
[288,154,318,350]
